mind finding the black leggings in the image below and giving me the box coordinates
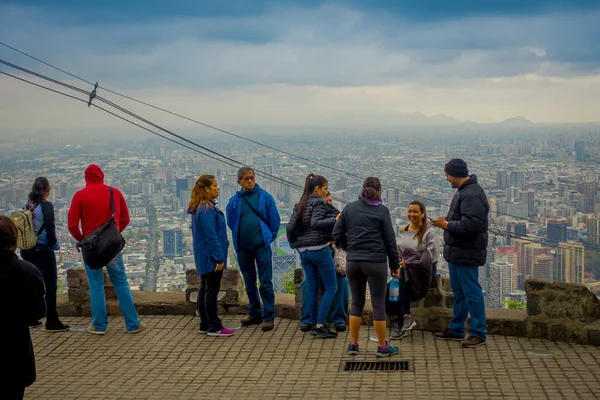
[346,261,388,321]
[197,270,224,332]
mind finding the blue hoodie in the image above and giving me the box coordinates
[190,203,229,276]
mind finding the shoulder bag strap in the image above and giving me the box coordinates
[241,195,268,226]
[109,187,116,217]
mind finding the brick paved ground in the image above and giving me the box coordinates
[27,315,600,399]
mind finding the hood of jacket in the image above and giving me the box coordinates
[85,164,105,185]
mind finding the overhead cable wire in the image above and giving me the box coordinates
[0,42,552,224]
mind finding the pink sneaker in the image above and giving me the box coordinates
[207,328,234,337]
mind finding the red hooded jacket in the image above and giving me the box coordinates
[68,164,130,242]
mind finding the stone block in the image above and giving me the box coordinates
[221,268,241,291]
[423,293,445,308]
[186,287,199,303]
[550,324,568,342]
[526,293,541,316]
[531,322,549,340]
[276,303,300,320]
[185,268,200,286]
[103,271,113,288]
[67,268,88,289]
[219,290,241,307]
[68,288,89,306]
[105,287,117,301]
[441,277,452,292]
[524,280,546,292]
[445,295,454,309]
[588,330,600,346]
[227,306,248,315]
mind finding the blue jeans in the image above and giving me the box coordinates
[448,263,487,340]
[84,253,140,332]
[301,275,349,324]
[299,247,337,326]
[237,246,275,321]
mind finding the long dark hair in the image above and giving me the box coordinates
[360,177,382,202]
[28,177,50,206]
[296,173,328,222]
[409,200,428,246]
[188,175,216,212]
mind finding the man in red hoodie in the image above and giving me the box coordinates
[68,164,145,335]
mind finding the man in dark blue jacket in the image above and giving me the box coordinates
[432,159,489,348]
[226,167,281,331]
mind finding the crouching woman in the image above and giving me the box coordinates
[189,175,233,337]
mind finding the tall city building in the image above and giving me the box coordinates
[520,190,536,215]
[506,222,527,245]
[588,217,600,247]
[496,170,510,189]
[489,257,515,308]
[494,247,518,290]
[532,255,554,281]
[175,178,189,198]
[581,181,598,213]
[547,219,568,246]
[509,171,525,188]
[574,141,585,162]
[162,229,183,257]
[555,241,585,284]
[505,187,520,203]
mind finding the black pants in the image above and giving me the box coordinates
[21,248,59,324]
[197,270,224,332]
[6,385,25,400]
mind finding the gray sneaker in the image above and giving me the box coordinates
[390,321,407,340]
[402,315,417,332]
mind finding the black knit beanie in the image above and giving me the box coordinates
[444,159,469,178]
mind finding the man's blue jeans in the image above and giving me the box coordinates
[299,247,337,326]
[448,263,487,340]
[84,253,140,332]
[301,275,349,325]
[237,246,275,321]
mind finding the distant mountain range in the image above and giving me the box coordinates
[325,112,535,126]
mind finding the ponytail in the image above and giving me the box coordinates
[360,177,382,202]
[28,177,50,207]
[296,173,328,222]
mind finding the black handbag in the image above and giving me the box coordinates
[76,187,126,269]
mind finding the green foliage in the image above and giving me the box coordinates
[281,271,295,295]
[504,299,526,310]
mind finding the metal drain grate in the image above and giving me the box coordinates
[343,361,413,372]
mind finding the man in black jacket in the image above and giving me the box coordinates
[0,215,46,399]
[431,159,489,348]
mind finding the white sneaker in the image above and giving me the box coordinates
[128,322,147,334]
[87,326,106,335]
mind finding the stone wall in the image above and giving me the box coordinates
[62,267,600,346]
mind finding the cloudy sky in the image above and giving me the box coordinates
[1,0,599,133]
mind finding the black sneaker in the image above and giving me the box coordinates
[29,321,42,328]
[334,323,347,332]
[300,323,313,332]
[241,315,263,326]
[434,328,466,341]
[45,321,70,332]
[462,336,486,348]
[311,326,338,338]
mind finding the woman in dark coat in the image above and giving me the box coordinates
[0,215,46,399]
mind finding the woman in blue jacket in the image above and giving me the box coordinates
[189,175,233,337]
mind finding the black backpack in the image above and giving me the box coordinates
[76,187,126,269]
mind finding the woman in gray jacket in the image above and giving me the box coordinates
[391,200,439,340]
